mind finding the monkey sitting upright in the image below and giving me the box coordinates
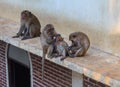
[40,24,57,80]
[51,34,69,61]
[13,10,41,40]
[68,32,90,57]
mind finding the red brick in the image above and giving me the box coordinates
[0,40,7,87]
[30,53,72,87]
[83,75,110,87]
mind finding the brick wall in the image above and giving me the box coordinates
[0,40,7,87]
[0,40,111,87]
[83,75,110,87]
[30,53,72,87]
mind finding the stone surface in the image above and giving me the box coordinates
[0,17,120,86]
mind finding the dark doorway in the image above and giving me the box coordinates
[7,45,31,87]
[8,59,30,87]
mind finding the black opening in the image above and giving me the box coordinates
[8,59,30,87]
[7,45,31,87]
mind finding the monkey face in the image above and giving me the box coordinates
[56,35,63,42]
[44,24,56,37]
[69,34,77,42]
[21,10,31,20]
[47,28,55,36]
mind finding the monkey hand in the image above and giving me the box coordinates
[12,35,19,38]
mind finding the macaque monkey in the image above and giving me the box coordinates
[68,32,90,57]
[13,10,41,40]
[40,24,57,80]
[53,34,69,61]
[55,34,69,61]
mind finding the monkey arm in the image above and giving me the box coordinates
[17,24,25,36]
[68,46,81,58]
[71,46,80,51]
[46,38,55,44]
[74,47,84,57]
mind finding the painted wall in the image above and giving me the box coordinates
[72,71,83,87]
[0,0,120,56]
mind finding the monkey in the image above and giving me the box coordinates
[68,32,90,57]
[52,34,69,61]
[13,10,41,40]
[40,24,57,80]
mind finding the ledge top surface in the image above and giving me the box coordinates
[0,17,120,86]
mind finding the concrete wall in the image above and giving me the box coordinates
[0,0,120,56]
[72,71,83,87]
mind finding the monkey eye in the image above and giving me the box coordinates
[72,35,76,38]
[50,28,54,31]
[52,28,54,30]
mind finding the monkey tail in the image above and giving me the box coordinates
[41,53,45,81]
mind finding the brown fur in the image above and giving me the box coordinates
[40,24,57,80]
[69,32,90,57]
[55,34,69,61]
[13,10,41,40]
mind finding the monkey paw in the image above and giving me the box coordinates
[12,35,19,38]
[60,57,66,61]
[21,37,27,40]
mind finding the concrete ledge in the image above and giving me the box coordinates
[0,17,120,86]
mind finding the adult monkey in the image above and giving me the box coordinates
[40,24,57,80]
[13,10,41,40]
[68,32,90,57]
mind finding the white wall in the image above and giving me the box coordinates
[0,0,120,56]
[72,71,83,87]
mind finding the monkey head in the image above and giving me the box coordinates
[69,32,78,43]
[43,24,57,38]
[21,10,32,21]
[55,34,64,42]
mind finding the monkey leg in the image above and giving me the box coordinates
[29,24,38,38]
[68,53,75,58]
[21,36,31,40]
[60,57,66,61]
[60,49,66,61]
[13,27,25,38]
[22,28,29,40]
[47,45,54,58]
[21,28,31,40]
[68,47,77,58]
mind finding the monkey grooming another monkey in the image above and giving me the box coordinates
[13,10,41,40]
[68,32,90,57]
[40,24,57,80]
[53,34,69,61]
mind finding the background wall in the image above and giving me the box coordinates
[0,0,120,56]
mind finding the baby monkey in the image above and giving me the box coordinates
[51,34,69,61]
[68,32,90,57]
[13,10,41,40]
